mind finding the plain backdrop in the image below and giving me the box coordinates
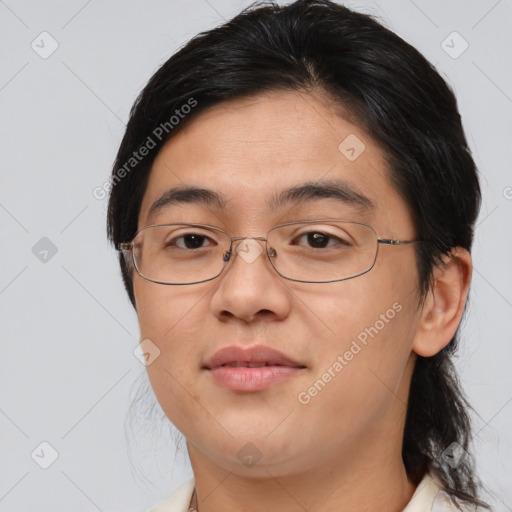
[0,0,511,511]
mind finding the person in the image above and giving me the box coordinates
[106,1,492,511]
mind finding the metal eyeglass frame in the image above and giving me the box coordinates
[117,219,427,285]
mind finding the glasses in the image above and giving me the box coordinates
[118,219,425,285]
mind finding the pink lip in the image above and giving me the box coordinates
[203,345,306,392]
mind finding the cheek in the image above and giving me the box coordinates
[300,268,407,346]
[301,256,419,405]
[313,288,410,378]
[134,280,211,431]
[134,277,209,338]
[297,298,414,442]
[133,278,209,387]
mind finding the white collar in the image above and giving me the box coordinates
[149,471,471,512]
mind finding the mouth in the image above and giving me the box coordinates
[202,344,306,370]
[216,362,299,368]
[202,345,306,392]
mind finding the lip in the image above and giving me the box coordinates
[203,345,306,392]
[203,344,305,370]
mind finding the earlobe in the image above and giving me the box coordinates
[412,248,472,358]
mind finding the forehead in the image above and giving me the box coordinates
[139,90,413,232]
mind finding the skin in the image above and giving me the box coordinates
[133,89,472,512]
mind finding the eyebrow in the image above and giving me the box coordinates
[269,180,375,215]
[146,179,375,221]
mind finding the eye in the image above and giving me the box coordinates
[166,233,216,250]
[292,231,351,249]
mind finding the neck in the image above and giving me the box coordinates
[187,433,417,512]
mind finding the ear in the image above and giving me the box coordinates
[412,247,472,357]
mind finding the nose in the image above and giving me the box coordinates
[209,237,292,323]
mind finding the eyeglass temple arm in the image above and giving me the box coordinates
[118,242,133,251]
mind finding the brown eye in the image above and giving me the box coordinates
[292,231,350,249]
[165,233,215,250]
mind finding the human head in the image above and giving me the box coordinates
[107,0,487,508]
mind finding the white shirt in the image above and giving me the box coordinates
[149,472,476,512]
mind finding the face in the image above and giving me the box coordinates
[134,90,424,479]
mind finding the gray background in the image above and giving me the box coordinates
[0,0,511,510]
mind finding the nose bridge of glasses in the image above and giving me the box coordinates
[226,236,270,265]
